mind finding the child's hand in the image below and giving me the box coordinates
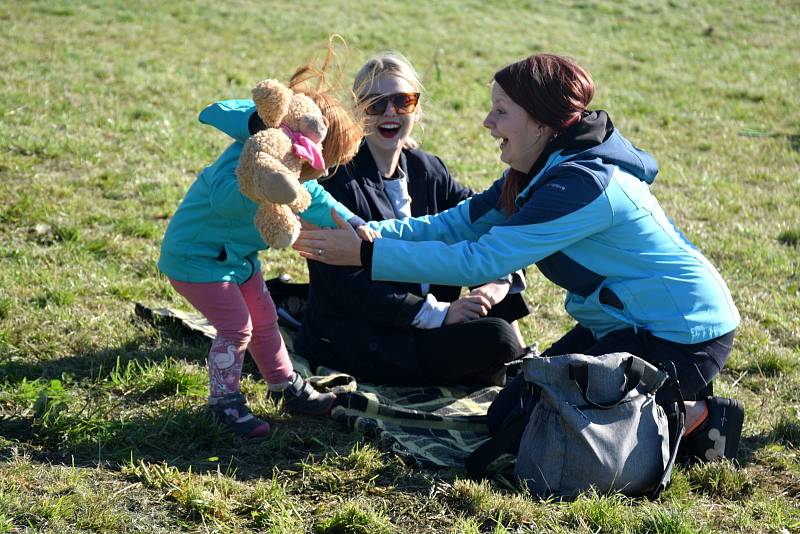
[356,225,381,243]
[300,218,320,231]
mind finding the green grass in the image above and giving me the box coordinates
[1,0,799,531]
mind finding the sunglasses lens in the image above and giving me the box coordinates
[393,93,419,114]
[365,95,389,115]
[363,93,420,115]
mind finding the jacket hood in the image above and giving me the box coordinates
[198,99,257,143]
[533,110,659,184]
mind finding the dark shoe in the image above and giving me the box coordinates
[683,397,744,461]
[208,393,271,439]
[267,372,336,416]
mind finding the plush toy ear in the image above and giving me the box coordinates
[251,79,293,128]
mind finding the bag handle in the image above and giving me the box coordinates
[569,356,650,409]
[650,360,687,499]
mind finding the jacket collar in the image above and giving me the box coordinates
[527,110,614,178]
[353,141,409,191]
[351,141,427,220]
[515,111,615,204]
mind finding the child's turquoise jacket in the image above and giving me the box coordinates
[158,99,363,284]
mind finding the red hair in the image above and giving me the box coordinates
[289,35,365,174]
[495,54,595,215]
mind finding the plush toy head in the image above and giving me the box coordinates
[251,79,329,181]
[237,77,363,249]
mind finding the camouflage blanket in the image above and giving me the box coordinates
[135,304,498,468]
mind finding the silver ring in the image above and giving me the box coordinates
[317,248,324,256]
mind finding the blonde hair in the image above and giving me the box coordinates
[289,35,365,173]
[352,52,424,150]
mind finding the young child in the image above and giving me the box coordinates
[158,64,367,439]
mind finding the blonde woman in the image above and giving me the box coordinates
[296,53,528,385]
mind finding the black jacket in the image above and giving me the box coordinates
[295,143,472,381]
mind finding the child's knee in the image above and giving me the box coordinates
[214,319,254,348]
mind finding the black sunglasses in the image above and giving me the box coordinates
[362,92,420,116]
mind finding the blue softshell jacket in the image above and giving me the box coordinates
[158,99,362,284]
[368,112,740,345]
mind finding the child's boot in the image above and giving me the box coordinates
[267,372,336,415]
[208,392,271,439]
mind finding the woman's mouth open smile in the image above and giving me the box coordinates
[378,121,401,138]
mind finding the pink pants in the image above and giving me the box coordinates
[169,272,294,397]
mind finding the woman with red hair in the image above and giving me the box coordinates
[294,53,743,462]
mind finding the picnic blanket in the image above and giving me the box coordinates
[135,303,500,468]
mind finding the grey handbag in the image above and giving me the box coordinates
[467,350,685,500]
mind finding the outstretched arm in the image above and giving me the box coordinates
[297,168,615,287]
[298,180,365,230]
[367,177,506,243]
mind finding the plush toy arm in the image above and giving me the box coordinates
[252,79,292,128]
[237,133,301,205]
[287,187,312,214]
[254,203,301,249]
[238,162,301,205]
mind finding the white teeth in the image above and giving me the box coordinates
[380,124,400,130]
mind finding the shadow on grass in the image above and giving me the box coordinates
[734,426,800,467]
[0,325,207,385]
[0,398,366,482]
[0,315,263,387]
[0,317,320,480]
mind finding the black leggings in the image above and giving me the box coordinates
[413,317,522,386]
[487,324,735,432]
[542,325,733,401]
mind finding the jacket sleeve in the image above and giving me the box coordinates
[299,180,365,229]
[370,176,506,243]
[435,162,522,287]
[371,168,614,286]
[198,99,256,142]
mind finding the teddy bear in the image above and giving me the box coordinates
[236,79,329,249]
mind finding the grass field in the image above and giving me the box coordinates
[1,0,799,532]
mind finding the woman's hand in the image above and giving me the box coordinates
[443,294,491,325]
[357,225,381,243]
[293,208,364,266]
[469,280,511,307]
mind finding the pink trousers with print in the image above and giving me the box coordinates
[169,272,294,397]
